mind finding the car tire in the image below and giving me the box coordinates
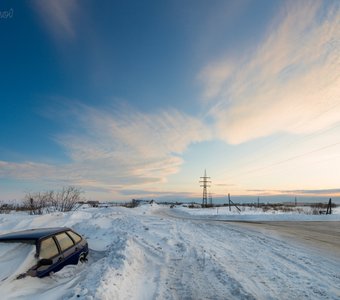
[79,253,87,263]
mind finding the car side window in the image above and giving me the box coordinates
[55,232,74,251]
[40,237,59,259]
[67,230,82,244]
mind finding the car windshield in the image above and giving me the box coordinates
[0,242,36,282]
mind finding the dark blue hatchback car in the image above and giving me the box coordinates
[0,227,88,278]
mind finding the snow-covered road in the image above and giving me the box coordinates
[0,204,339,299]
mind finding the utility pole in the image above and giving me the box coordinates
[228,193,231,211]
[200,169,211,207]
[326,198,332,215]
[228,193,241,213]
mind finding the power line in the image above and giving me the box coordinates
[213,100,340,180]
[224,140,340,180]
[215,120,340,181]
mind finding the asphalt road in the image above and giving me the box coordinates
[230,221,340,259]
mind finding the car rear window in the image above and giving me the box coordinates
[55,232,74,251]
[67,231,82,244]
[40,237,59,259]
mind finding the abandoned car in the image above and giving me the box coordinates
[0,227,88,278]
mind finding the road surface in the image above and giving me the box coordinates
[227,221,340,259]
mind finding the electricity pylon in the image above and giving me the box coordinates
[209,192,213,206]
[200,169,211,207]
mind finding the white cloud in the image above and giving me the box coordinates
[57,104,211,184]
[200,0,340,144]
[0,104,211,196]
[0,161,61,180]
[198,61,233,100]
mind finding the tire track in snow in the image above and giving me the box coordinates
[162,214,340,300]
[137,217,256,300]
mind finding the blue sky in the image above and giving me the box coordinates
[1,0,340,202]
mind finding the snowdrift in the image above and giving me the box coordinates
[0,243,36,282]
[0,204,339,299]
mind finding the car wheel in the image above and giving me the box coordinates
[79,253,88,263]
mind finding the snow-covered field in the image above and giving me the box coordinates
[0,204,339,299]
[174,205,340,221]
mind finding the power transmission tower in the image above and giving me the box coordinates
[208,192,213,206]
[200,169,211,207]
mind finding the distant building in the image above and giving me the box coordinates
[87,200,99,207]
[132,199,154,206]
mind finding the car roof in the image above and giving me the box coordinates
[0,227,71,242]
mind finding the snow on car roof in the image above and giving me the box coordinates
[0,227,71,242]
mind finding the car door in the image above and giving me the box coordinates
[36,236,63,277]
[54,232,78,265]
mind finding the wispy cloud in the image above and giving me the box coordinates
[200,0,340,144]
[280,189,340,196]
[57,104,211,185]
[248,188,340,197]
[120,189,193,198]
[0,103,211,198]
[32,0,78,40]
[0,161,62,180]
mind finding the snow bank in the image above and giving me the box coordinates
[173,205,340,221]
[0,204,339,299]
[0,243,36,282]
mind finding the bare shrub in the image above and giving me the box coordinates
[24,186,83,214]
[0,202,12,214]
[52,186,82,212]
[261,205,271,212]
[281,206,293,213]
[23,192,49,215]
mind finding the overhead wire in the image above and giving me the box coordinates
[213,104,340,182]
